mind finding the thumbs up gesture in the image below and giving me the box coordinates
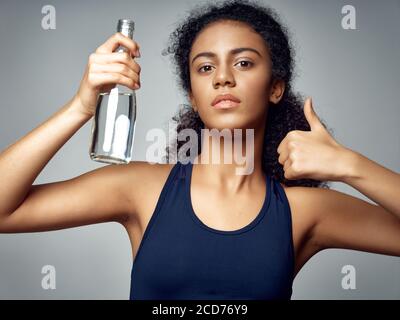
[277,97,352,182]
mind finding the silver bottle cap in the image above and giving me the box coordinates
[117,19,135,39]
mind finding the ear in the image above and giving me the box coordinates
[188,91,197,112]
[268,79,285,104]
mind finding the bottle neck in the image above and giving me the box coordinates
[110,21,135,94]
[119,26,134,39]
[115,27,134,54]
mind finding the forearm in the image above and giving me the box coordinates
[0,95,93,217]
[340,148,400,218]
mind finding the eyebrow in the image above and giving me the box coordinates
[191,47,262,65]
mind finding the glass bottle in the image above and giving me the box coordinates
[89,19,137,165]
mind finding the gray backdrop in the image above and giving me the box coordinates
[0,0,399,299]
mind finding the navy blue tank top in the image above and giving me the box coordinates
[129,161,295,300]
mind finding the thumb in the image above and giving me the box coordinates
[304,97,324,131]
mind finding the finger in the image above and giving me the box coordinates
[89,52,141,75]
[88,72,138,91]
[96,32,139,56]
[278,149,289,166]
[304,97,324,131]
[90,63,140,85]
[277,137,288,155]
[96,32,140,57]
[283,159,292,176]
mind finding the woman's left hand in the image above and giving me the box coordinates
[277,97,354,182]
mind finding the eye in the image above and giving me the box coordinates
[235,60,253,68]
[198,65,213,73]
[197,60,254,73]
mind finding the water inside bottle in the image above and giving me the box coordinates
[89,90,136,164]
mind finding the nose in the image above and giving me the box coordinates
[212,65,236,88]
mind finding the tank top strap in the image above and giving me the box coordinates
[157,160,182,196]
[138,161,183,240]
[268,175,296,282]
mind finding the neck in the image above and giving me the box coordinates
[192,126,266,192]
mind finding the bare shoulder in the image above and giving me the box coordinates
[278,183,321,243]
[124,161,175,190]
[279,182,326,223]
[122,161,175,222]
[277,182,382,258]
[278,183,333,239]
[283,183,400,257]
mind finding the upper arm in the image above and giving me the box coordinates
[308,188,400,256]
[0,161,143,233]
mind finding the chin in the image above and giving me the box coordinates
[203,121,255,132]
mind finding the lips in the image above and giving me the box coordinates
[212,100,240,109]
[211,93,241,108]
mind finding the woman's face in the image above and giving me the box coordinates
[189,20,284,132]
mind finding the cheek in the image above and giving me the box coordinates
[242,75,270,111]
[190,74,204,96]
[191,77,212,106]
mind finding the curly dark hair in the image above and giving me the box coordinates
[162,0,332,188]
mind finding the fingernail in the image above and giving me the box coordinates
[134,83,140,89]
[135,49,141,57]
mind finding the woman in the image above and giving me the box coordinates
[0,0,399,300]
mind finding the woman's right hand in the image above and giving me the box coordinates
[74,32,141,117]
